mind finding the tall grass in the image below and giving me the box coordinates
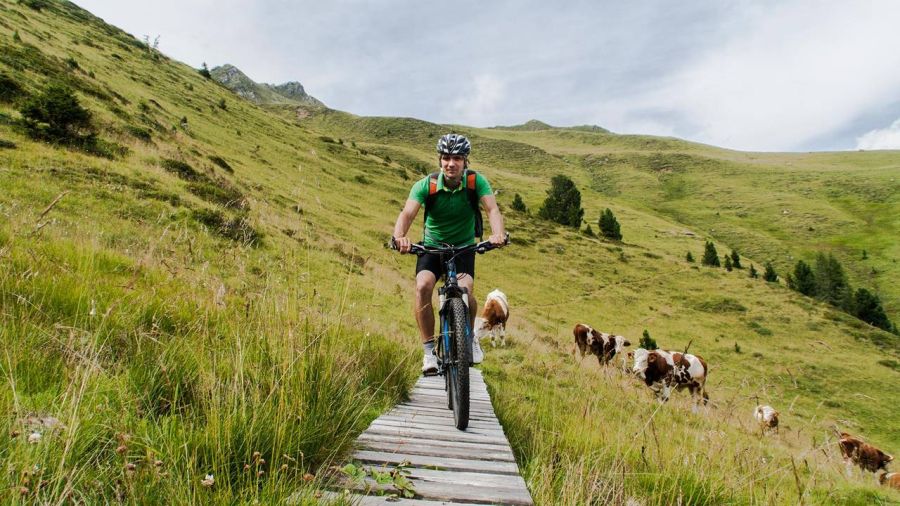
[482,350,898,505]
[0,232,417,504]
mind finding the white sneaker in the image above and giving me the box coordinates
[472,337,484,364]
[422,353,438,375]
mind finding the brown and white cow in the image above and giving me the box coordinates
[632,348,709,408]
[839,432,893,475]
[880,472,900,491]
[474,289,509,347]
[754,405,779,434]
[573,324,630,366]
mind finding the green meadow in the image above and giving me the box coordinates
[1,1,898,504]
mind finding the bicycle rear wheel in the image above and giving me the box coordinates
[446,297,470,430]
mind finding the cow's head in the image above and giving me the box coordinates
[473,317,491,339]
[632,348,650,378]
[613,335,631,354]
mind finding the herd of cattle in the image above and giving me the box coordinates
[471,289,899,491]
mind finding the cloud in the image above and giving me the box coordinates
[453,75,507,126]
[856,118,900,150]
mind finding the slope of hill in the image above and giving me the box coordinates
[1,1,898,504]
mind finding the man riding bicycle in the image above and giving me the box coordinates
[392,133,507,374]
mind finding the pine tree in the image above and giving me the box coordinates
[639,330,657,350]
[724,256,733,271]
[749,264,759,279]
[789,259,816,296]
[853,288,894,333]
[730,250,742,269]
[583,224,595,236]
[685,251,695,263]
[538,175,584,227]
[763,262,778,282]
[814,252,851,308]
[199,62,211,79]
[511,193,528,213]
[701,241,720,267]
[598,208,623,241]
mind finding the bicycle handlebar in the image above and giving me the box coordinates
[390,233,510,257]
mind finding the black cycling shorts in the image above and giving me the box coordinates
[415,250,475,280]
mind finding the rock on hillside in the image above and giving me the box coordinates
[211,64,324,107]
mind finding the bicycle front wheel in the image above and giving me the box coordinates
[447,297,470,430]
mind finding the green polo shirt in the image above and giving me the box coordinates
[409,170,493,247]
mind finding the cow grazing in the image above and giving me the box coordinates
[839,433,893,475]
[474,289,509,347]
[880,472,900,491]
[754,405,779,434]
[632,348,709,408]
[573,324,631,366]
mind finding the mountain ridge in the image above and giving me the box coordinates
[210,63,324,107]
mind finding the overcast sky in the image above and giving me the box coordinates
[74,0,900,152]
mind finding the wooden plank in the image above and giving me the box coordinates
[357,432,514,452]
[370,419,508,437]
[389,405,498,420]
[345,477,533,506]
[317,491,485,505]
[366,466,528,489]
[357,439,516,462]
[362,425,510,446]
[352,450,520,475]
[378,414,503,431]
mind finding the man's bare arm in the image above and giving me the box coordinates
[392,199,421,253]
[480,194,506,246]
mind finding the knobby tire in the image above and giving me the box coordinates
[447,297,470,430]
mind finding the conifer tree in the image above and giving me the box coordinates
[763,262,778,282]
[583,224,595,236]
[701,241,720,267]
[853,288,895,333]
[199,62,211,78]
[749,264,759,278]
[685,251,694,263]
[789,259,816,296]
[814,252,851,308]
[598,208,622,241]
[538,175,584,227]
[730,250,742,269]
[724,256,733,271]
[511,193,528,213]
[639,330,657,350]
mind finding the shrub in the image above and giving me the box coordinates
[208,155,233,173]
[198,62,211,78]
[583,224,594,236]
[161,158,200,180]
[191,208,261,245]
[20,0,50,11]
[511,193,528,213]
[763,262,778,282]
[187,180,245,208]
[701,241,720,267]
[724,255,733,271]
[125,125,152,142]
[0,139,16,149]
[685,251,694,263]
[19,82,95,145]
[0,72,24,103]
[749,264,759,278]
[730,250,742,269]
[639,330,657,350]
[538,174,584,227]
[217,97,226,110]
[598,208,622,240]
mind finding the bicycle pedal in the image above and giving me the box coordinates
[422,369,439,377]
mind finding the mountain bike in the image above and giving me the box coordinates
[391,234,507,430]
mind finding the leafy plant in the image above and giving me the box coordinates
[19,82,94,145]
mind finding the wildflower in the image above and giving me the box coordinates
[28,432,42,444]
[201,474,214,487]
[257,470,264,477]
[302,473,314,482]
[116,445,128,454]
[244,464,251,471]
[89,299,97,317]
[19,487,29,496]
[154,460,164,467]
[280,464,288,472]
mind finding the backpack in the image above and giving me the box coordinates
[423,170,483,240]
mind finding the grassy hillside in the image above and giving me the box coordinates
[1,1,898,504]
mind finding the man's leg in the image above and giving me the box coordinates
[458,274,476,334]
[414,270,438,343]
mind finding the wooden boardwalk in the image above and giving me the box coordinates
[335,368,533,505]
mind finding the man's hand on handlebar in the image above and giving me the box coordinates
[391,235,412,254]
[488,233,508,248]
